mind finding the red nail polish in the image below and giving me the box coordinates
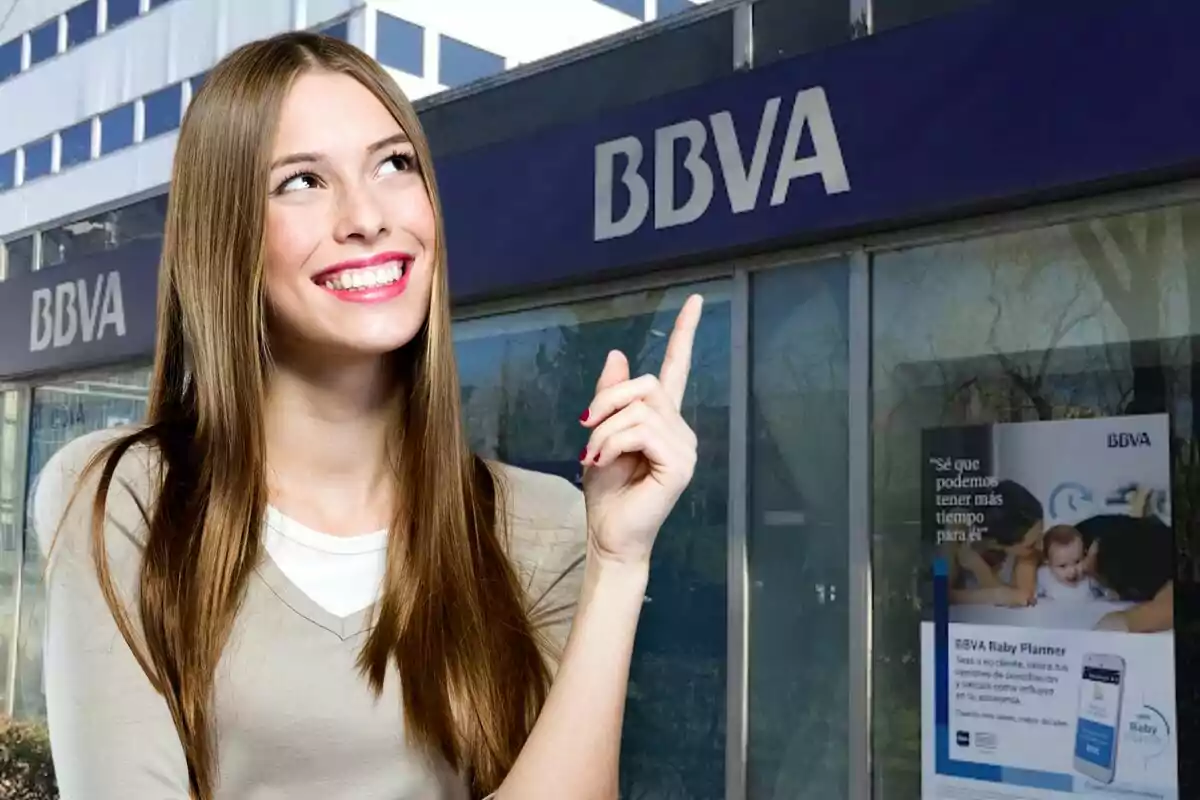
[592,452,601,464]
[579,448,588,461]
[579,409,590,422]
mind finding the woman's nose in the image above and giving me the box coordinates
[333,183,388,243]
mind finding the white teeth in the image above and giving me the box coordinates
[319,261,405,291]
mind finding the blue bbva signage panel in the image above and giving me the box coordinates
[2,0,1199,378]
[437,0,1200,298]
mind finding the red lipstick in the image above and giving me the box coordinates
[312,251,412,304]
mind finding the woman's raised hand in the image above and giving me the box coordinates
[579,295,703,567]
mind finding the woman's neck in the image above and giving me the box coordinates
[263,355,398,536]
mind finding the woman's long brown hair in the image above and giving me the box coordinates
[80,32,550,799]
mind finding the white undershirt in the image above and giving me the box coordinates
[263,506,388,618]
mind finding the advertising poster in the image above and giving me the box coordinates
[920,414,1177,800]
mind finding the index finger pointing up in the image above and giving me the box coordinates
[659,294,704,409]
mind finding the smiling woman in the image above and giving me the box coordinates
[32,31,704,800]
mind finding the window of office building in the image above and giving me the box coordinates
[66,1,99,48]
[1,236,34,280]
[59,119,93,170]
[23,138,53,183]
[0,37,21,82]
[595,0,644,19]
[0,150,15,191]
[375,12,423,76]
[873,0,985,32]
[320,19,349,41]
[105,0,140,30]
[753,0,854,66]
[16,368,152,718]
[99,101,135,155]
[454,282,732,799]
[658,0,698,17]
[28,18,60,67]
[40,194,168,268]
[143,83,183,140]
[0,391,22,717]
[871,202,1196,798]
[748,258,850,798]
[438,35,504,88]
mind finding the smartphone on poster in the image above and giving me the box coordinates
[1073,653,1125,784]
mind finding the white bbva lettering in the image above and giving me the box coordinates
[593,87,850,241]
[29,271,127,353]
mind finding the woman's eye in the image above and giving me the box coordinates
[277,173,320,194]
[379,152,415,176]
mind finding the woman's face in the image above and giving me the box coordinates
[263,70,435,360]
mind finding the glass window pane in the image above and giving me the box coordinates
[658,0,698,17]
[320,19,348,41]
[60,119,93,169]
[438,35,504,88]
[0,391,22,717]
[143,83,182,139]
[99,101,135,155]
[17,368,153,719]
[748,259,850,797]
[0,149,15,190]
[105,0,140,30]
[66,1,99,48]
[872,204,1193,799]
[28,19,59,66]
[40,194,168,268]
[873,0,985,32]
[595,0,644,18]
[23,138,54,182]
[454,282,731,799]
[376,12,424,77]
[752,0,853,67]
[0,37,21,82]
[1,236,34,280]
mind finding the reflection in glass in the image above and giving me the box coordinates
[16,369,152,718]
[106,0,140,30]
[40,195,168,268]
[376,12,424,77]
[748,259,850,798]
[28,19,59,66]
[438,35,504,88]
[99,102,136,156]
[0,38,20,83]
[143,83,183,140]
[0,236,34,281]
[454,282,732,799]
[871,204,1200,798]
[0,391,22,715]
[23,138,53,183]
[60,119,93,170]
[66,1,99,48]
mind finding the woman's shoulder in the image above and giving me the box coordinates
[487,461,585,535]
[486,461,588,652]
[31,425,161,560]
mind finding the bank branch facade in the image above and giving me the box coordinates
[1,1,1198,798]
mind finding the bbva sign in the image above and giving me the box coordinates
[593,87,850,241]
[29,270,127,353]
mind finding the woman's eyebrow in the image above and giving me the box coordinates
[269,132,410,171]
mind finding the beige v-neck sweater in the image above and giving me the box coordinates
[32,427,589,800]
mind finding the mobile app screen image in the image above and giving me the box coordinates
[1074,665,1122,777]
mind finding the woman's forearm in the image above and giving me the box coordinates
[496,549,649,800]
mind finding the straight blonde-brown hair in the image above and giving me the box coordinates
[82,31,550,798]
